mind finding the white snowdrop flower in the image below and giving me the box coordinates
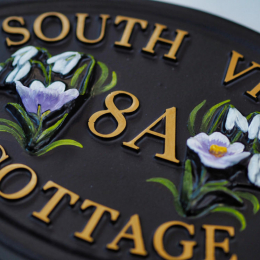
[248,154,260,187]
[225,107,248,133]
[248,114,260,140]
[47,52,82,75]
[6,46,38,83]
[6,61,31,83]
[12,46,38,66]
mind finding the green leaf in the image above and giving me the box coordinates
[36,139,83,156]
[196,186,243,204]
[252,138,260,154]
[231,131,243,144]
[203,180,229,188]
[0,125,24,148]
[147,178,185,217]
[94,71,117,95]
[92,62,109,93]
[235,191,260,214]
[71,64,87,87]
[80,55,96,95]
[181,160,193,204]
[211,206,246,231]
[0,119,25,140]
[6,103,35,138]
[187,100,206,136]
[36,114,68,144]
[200,100,230,132]
[208,105,229,134]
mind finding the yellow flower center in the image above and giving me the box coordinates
[209,144,227,158]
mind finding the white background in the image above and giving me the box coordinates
[153,0,260,34]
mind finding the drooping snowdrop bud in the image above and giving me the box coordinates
[225,107,248,133]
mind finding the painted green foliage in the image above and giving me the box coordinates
[0,46,117,156]
[148,100,260,231]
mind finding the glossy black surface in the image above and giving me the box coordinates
[0,0,259,259]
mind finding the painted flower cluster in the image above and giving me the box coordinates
[148,100,260,231]
[0,46,117,156]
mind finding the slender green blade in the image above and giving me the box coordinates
[94,71,117,96]
[200,100,230,132]
[203,180,229,188]
[187,100,206,136]
[235,191,260,214]
[36,114,68,143]
[181,160,193,204]
[36,139,83,156]
[231,131,243,144]
[31,60,48,81]
[0,118,25,139]
[196,186,243,204]
[92,62,109,94]
[211,206,246,231]
[208,105,229,134]
[6,103,35,137]
[147,178,185,216]
[81,55,96,95]
[0,125,24,147]
[71,64,87,87]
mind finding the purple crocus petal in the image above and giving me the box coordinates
[209,132,230,148]
[220,152,250,166]
[51,89,79,111]
[35,89,59,113]
[15,81,79,114]
[187,131,249,169]
[198,152,232,169]
[187,132,209,152]
[16,81,38,113]
[48,81,65,93]
[227,142,245,155]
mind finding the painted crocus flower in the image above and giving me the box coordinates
[187,132,250,169]
[47,52,81,75]
[225,107,248,133]
[248,114,260,140]
[15,80,79,114]
[248,154,260,187]
[6,46,38,83]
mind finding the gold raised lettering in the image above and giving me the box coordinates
[114,16,148,48]
[203,224,237,260]
[2,16,30,46]
[33,12,70,42]
[88,91,139,138]
[32,181,79,223]
[76,13,110,44]
[142,24,188,60]
[107,214,147,256]
[74,200,120,243]
[123,107,179,163]
[154,221,196,260]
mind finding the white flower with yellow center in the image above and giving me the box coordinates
[187,132,250,169]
